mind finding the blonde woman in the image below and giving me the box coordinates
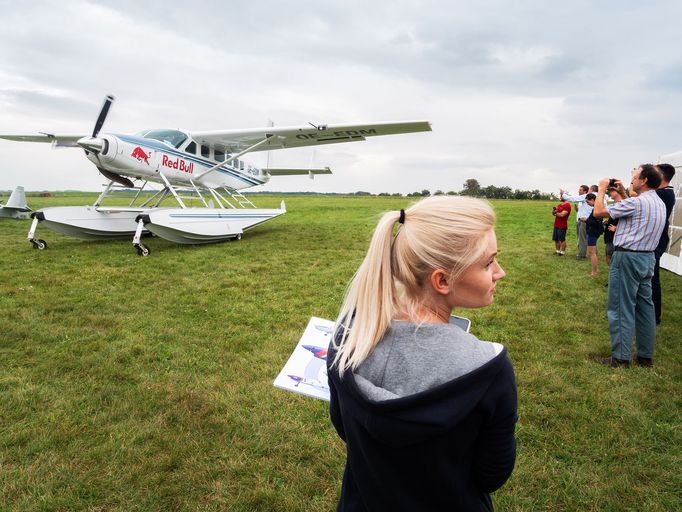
[327,196,517,511]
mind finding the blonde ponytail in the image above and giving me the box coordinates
[333,196,496,377]
[333,210,400,376]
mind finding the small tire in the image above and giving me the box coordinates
[32,239,47,250]
[136,244,150,257]
[235,233,242,241]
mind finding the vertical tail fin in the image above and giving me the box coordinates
[5,186,29,209]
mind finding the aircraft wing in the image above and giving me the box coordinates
[0,133,85,147]
[190,121,431,154]
[263,167,332,176]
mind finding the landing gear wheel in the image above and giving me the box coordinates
[135,244,150,257]
[235,233,242,241]
[31,239,47,250]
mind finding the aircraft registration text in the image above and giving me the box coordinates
[295,128,377,140]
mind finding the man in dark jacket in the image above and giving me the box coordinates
[652,163,676,325]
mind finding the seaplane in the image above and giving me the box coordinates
[0,95,431,255]
[0,186,31,219]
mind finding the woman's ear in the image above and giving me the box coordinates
[429,269,452,296]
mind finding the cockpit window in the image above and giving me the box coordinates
[137,129,188,149]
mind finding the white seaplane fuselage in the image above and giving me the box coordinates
[87,129,269,191]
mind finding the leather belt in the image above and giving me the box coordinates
[614,246,653,253]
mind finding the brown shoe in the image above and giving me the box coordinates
[592,355,630,368]
[636,356,653,368]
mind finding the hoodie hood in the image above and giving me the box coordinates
[328,342,510,447]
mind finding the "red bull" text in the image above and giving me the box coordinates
[161,154,194,174]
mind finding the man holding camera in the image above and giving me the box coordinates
[560,185,591,259]
[552,199,571,255]
[592,165,666,368]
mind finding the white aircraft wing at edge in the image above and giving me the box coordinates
[0,133,84,147]
[190,121,431,154]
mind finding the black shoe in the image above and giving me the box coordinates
[592,355,630,368]
[636,356,653,368]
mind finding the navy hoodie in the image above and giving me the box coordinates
[327,331,517,511]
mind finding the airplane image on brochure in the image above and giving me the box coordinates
[0,95,431,256]
[0,186,31,219]
[274,317,335,401]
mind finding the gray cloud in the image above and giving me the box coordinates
[1,0,682,193]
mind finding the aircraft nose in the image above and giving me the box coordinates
[77,136,105,153]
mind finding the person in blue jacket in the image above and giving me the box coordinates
[328,195,518,511]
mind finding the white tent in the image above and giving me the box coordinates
[657,151,682,276]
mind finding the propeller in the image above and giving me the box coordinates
[77,94,133,187]
[92,95,115,138]
[78,94,115,153]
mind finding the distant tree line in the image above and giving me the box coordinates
[455,178,557,200]
[387,179,557,200]
[254,178,556,199]
[12,184,557,200]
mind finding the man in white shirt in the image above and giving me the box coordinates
[560,185,591,259]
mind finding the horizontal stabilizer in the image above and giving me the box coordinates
[264,167,332,176]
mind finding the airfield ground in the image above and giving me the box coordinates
[0,193,680,511]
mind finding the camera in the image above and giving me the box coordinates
[609,178,617,188]
[552,206,557,215]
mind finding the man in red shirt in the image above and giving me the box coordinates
[552,200,571,255]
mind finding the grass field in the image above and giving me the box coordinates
[0,193,680,511]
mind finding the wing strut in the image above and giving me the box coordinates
[158,171,186,208]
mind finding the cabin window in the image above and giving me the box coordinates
[215,150,225,162]
[185,141,196,155]
[138,129,187,148]
[201,145,210,158]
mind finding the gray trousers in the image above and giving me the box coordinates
[607,251,656,360]
[576,221,587,258]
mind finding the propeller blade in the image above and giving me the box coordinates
[92,95,115,137]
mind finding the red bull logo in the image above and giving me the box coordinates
[161,154,194,174]
[131,147,150,165]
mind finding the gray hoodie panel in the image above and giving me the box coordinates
[355,320,503,401]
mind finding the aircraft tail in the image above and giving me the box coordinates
[5,186,30,210]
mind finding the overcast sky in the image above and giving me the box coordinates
[1,0,681,194]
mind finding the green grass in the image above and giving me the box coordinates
[0,194,680,511]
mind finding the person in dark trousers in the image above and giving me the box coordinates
[328,196,517,511]
[585,193,604,277]
[652,163,676,325]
